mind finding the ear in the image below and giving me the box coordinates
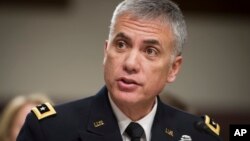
[166,55,183,83]
[103,40,108,64]
[104,40,108,50]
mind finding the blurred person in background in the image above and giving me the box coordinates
[0,94,53,141]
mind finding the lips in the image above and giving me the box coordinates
[120,77,138,85]
[117,77,141,91]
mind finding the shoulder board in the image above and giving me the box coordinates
[197,115,220,136]
[32,102,56,120]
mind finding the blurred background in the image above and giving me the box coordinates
[0,0,249,140]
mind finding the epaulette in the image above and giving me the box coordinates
[32,102,56,120]
[196,115,220,137]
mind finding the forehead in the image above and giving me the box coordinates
[112,14,174,43]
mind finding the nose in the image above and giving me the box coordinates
[123,50,140,74]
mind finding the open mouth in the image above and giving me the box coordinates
[117,77,141,91]
[120,78,138,85]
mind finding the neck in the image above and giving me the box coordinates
[115,99,156,121]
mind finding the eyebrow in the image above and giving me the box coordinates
[114,32,131,42]
[143,39,160,46]
[113,32,161,47]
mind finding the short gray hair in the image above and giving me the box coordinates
[109,0,187,56]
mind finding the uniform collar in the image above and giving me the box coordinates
[79,86,177,141]
[108,93,158,141]
[79,86,123,141]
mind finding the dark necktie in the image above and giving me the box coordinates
[125,122,144,141]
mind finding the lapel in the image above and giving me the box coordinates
[78,86,123,141]
[78,87,184,141]
[151,97,179,141]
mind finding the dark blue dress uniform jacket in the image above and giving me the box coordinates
[17,86,222,141]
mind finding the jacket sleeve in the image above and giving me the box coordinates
[17,113,46,141]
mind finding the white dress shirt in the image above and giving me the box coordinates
[108,94,158,141]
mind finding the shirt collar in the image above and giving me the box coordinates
[108,93,158,141]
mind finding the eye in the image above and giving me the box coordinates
[116,40,126,49]
[145,47,158,56]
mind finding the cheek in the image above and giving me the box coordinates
[146,69,168,94]
[107,48,126,66]
[144,63,170,87]
[105,53,116,71]
[104,53,121,79]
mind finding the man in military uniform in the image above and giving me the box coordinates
[17,0,222,141]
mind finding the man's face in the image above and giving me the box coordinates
[104,14,182,107]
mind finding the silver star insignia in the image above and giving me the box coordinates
[40,106,46,111]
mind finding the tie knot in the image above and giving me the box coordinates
[125,122,144,140]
